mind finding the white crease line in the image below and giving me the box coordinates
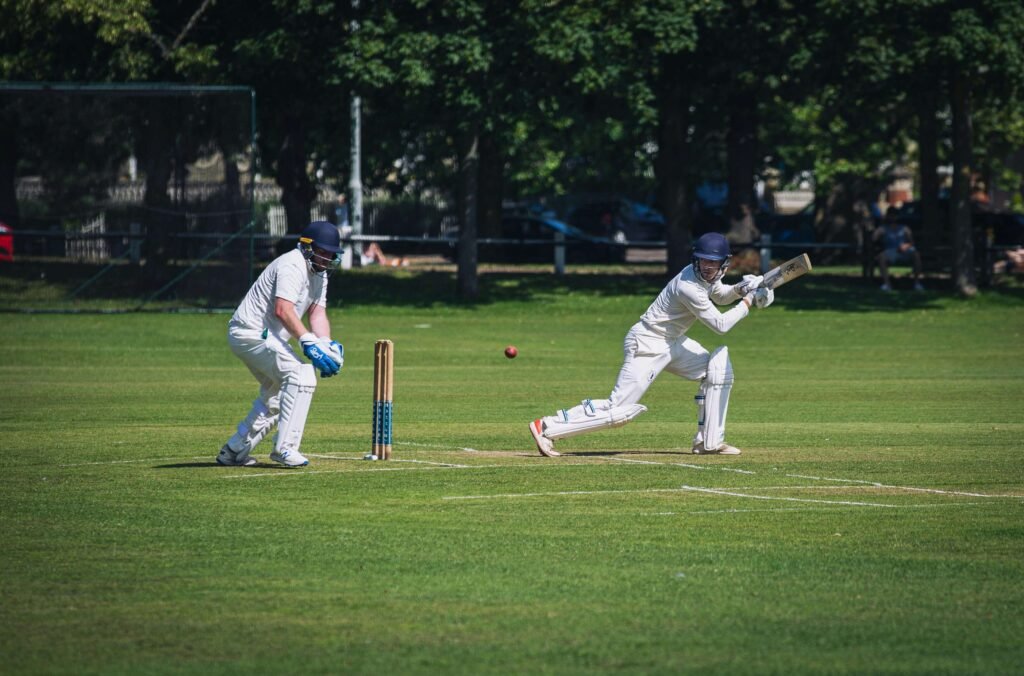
[224,464,505,479]
[306,454,469,467]
[61,456,207,467]
[221,461,625,479]
[679,485,897,508]
[605,456,755,474]
[648,503,986,515]
[444,488,689,501]
[608,457,681,467]
[393,441,482,452]
[785,473,1020,498]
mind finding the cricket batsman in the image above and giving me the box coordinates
[529,232,774,457]
[217,221,345,468]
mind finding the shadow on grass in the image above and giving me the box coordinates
[154,461,298,470]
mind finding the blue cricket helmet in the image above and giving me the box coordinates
[298,220,343,275]
[691,232,731,282]
[299,220,343,253]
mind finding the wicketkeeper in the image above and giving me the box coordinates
[529,232,773,457]
[217,221,345,468]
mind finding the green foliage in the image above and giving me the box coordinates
[4,0,1024,233]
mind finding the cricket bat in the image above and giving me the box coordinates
[759,253,812,290]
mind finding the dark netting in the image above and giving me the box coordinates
[0,84,257,311]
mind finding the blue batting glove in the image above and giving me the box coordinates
[300,333,340,376]
[315,338,344,377]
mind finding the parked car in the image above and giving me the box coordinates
[446,214,625,263]
[565,198,666,243]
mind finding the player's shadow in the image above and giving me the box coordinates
[563,450,692,457]
[153,461,296,469]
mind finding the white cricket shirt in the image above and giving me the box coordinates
[230,248,328,342]
[639,264,749,339]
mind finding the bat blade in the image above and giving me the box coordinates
[760,253,812,290]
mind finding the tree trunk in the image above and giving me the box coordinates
[477,130,504,239]
[917,90,941,252]
[0,105,19,228]
[457,128,480,300]
[655,55,692,276]
[134,102,176,284]
[277,115,317,237]
[949,69,977,297]
[726,95,757,219]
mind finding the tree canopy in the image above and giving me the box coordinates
[3,0,1024,295]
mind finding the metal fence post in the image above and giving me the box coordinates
[554,231,566,275]
[759,234,772,274]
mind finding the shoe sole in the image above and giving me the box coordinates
[529,420,560,457]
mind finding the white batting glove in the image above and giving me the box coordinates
[734,274,764,296]
[753,287,774,309]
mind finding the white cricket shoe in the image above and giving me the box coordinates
[529,419,560,457]
[691,441,742,455]
[270,449,309,467]
[216,444,258,467]
[880,283,893,292]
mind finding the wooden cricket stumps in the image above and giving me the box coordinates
[372,339,394,460]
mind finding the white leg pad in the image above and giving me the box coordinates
[695,346,734,450]
[274,364,317,454]
[228,398,278,455]
[542,399,647,440]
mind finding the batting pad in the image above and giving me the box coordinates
[274,364,317,454]
[543,402,647,440]
[229,398,279,454]
[695,346,734,450]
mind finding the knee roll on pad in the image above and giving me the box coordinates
[705,346,734,386]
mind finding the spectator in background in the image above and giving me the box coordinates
[725,203,761,246]
[361,241,407,267]
[994,247,1024,276]
[874,207,924,292]
[726,203,761,273]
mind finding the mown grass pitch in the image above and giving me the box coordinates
[1,269,1023,674]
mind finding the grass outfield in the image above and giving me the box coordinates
[1,269,1023,674]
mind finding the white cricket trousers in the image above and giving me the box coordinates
[225,323,307,454]
[608,322,711,407]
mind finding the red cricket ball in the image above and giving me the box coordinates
[504,345,518,359]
